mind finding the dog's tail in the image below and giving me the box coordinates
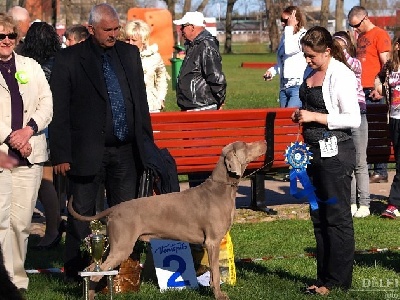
[68,196,113,222]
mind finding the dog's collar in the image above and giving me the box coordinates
[207,177,239,187]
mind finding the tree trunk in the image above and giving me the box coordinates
[335,0,344,32]
[183,0,191,15]
[320,0,330,28]
[224,0,236,54]
[195,0,210,12]
[6,0,13,11]
[165,0,178,44]
[18,0,26,7]
[63,0,73,28]
[266,0,279,53]
[51,0,57,27]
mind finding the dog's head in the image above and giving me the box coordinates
[223,141,267,177]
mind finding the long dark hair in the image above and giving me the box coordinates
[301,26,351,70]
[20,22,61,65]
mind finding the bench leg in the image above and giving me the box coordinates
[250,174,277,215]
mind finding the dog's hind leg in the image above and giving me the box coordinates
[206,242,229,300]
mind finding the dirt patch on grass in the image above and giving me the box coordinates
[234,199,389,224]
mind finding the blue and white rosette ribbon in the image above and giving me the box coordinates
[284,141,320,210]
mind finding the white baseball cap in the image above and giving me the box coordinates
[173,12,206,27]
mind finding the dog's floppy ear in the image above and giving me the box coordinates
[225,150,242,176]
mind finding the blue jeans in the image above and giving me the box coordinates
[350,114,370,207]
[279,85,301,108]
[364,88,388,177]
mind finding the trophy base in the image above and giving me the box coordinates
[101,257,142,294]
[79,270,118,300]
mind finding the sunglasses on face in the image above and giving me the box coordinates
[180,23,192,30]
[0,33,18,40]
[349,16,366,28]
[280,18,289,25]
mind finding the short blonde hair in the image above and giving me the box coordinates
[0,13,18,35]
[124,19,151,47]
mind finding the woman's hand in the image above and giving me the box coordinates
[295,110,327,125]
[9,127,34,150]
[19,142,32,158]
[287,10,297,27]
[291,109,300,123]
[263,71,272,81]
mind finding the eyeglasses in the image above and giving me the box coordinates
[180,23,192,30]
[280,18,289,25]
[0,33,17,40]
[349,16,366,28]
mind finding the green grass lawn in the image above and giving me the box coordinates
[26,216,400,299]
[164,52,280,111]
[23,46,400,299]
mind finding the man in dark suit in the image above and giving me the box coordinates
[49,3,153,281]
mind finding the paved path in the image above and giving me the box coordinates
[180,170,394,208]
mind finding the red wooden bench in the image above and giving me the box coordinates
[240,62,276,69]
[366,104,395,164]
[53,105,393,214]
[150,108,299,214]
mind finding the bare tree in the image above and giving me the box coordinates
[6,0,13,11]
[335,0,344,32]
[265,0,280,53]
[224,0,237,53]
[195,0,210,12]
[183,0,191,14]
[61,0,73,27]
[320,0,329,28]
[164,0,179,43]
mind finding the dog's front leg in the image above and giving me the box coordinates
[206,243,229,300]
[88,289,95,300]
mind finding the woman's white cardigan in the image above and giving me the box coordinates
[303,57,361,130]
[268,26,307,80]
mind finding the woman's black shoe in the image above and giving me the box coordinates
[30,232,62,250]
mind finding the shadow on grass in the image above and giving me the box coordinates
[354,252,400,272]
[303,246,400,273]
[235,260,315,287]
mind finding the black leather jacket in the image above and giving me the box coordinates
[176,30,227,110]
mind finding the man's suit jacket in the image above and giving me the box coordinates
[0,53,53,165]
[49,37,153,176]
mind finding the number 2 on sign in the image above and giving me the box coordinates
[164,254,191,287]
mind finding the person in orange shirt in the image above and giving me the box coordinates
[348,6,392,183]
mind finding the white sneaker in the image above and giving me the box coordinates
[351,204,358,216]
[354,205,370,218]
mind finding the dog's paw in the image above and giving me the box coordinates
[215,291,229,300]
[88,289,96,300]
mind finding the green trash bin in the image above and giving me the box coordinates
[170,57,183,90]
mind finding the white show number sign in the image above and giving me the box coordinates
[150,239,198,291]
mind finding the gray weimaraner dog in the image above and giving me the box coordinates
[68,140,267,300]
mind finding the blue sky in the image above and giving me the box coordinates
[314,0,359,13]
